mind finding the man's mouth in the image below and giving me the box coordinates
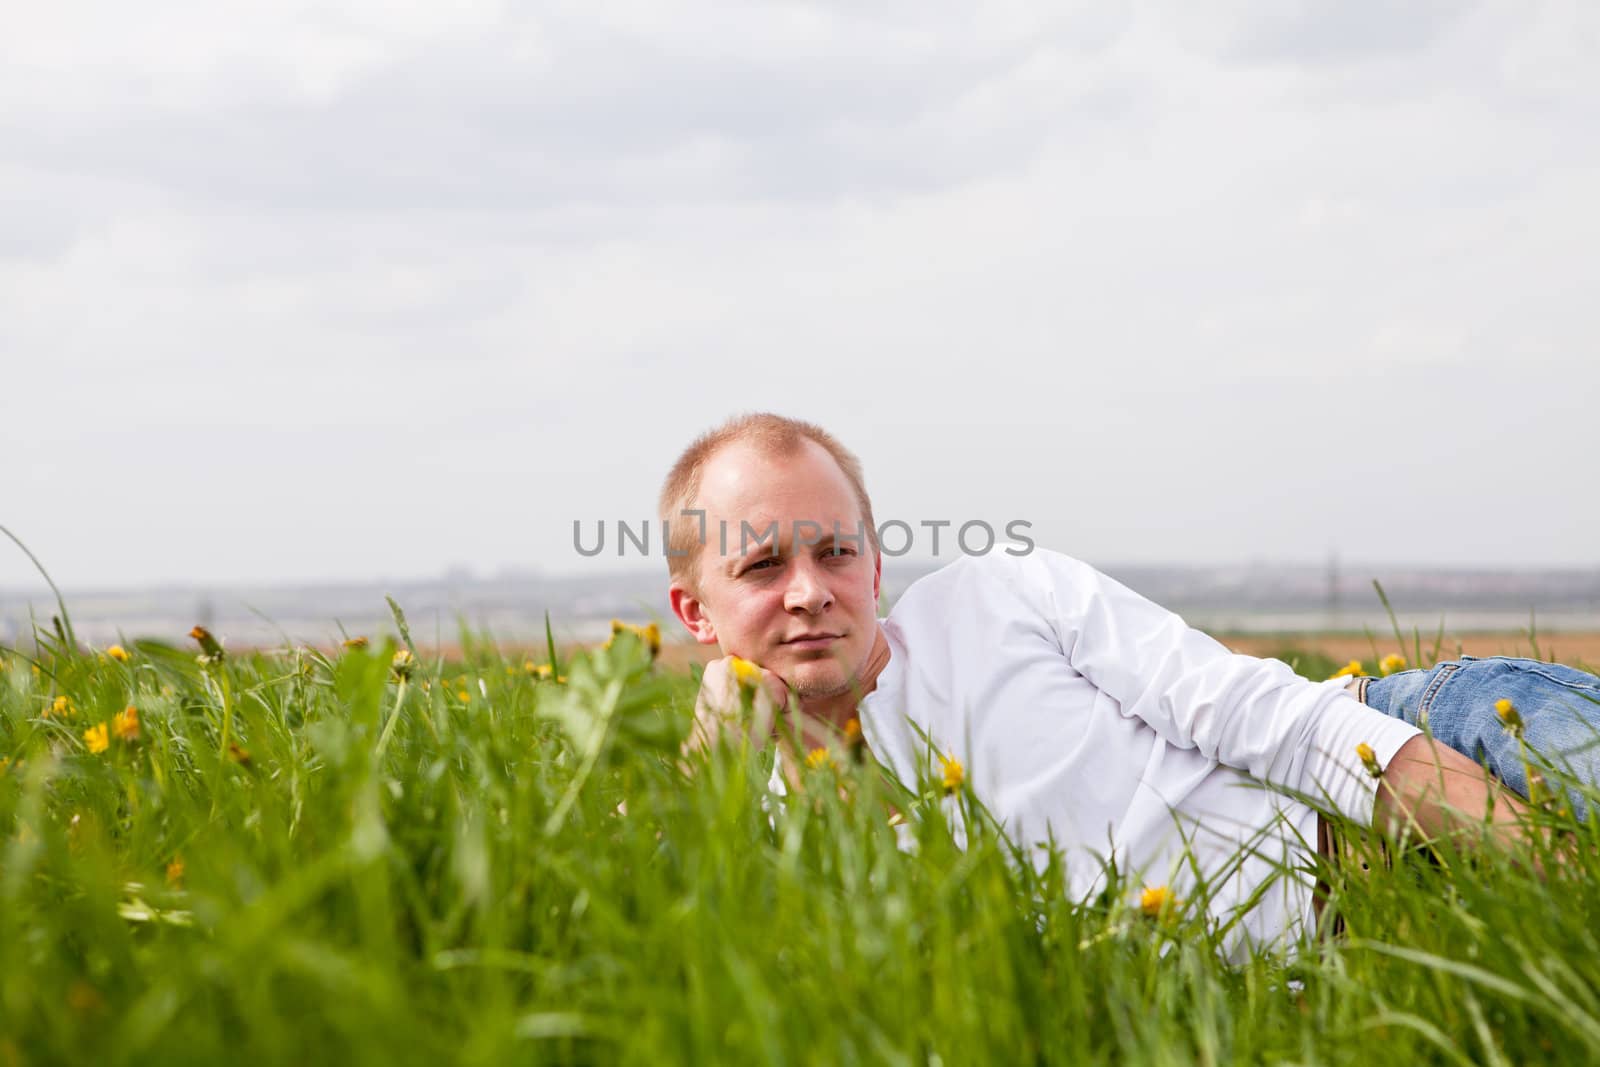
[781,632,841,651]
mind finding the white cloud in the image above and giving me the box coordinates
[3,1,1598,590]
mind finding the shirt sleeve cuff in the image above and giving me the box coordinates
[1303,678,1423,826]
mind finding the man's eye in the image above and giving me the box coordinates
[823,546,855,558]
[747,557,780,572]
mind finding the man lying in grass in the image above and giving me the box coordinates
[661,412,1599,958]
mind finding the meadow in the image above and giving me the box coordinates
[3,597,1600,1065]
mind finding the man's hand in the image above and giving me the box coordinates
[683,656,792,758]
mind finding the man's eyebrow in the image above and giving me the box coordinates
[723,523,862,562]
[726,539,785,570]
[785,532,856,554]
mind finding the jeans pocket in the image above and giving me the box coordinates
[1416,663,1462,719]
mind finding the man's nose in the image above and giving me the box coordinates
[784,559,834,614]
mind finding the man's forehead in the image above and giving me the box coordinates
[697,439,859,519]
[698,439,780,491]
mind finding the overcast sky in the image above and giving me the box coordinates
[3,0,1597,591]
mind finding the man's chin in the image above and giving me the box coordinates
[783,663,854,702]
[760,642,868,702]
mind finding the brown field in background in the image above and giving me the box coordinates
[1219,631,1600,668]
[380,631,1600,672]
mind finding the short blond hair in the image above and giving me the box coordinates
[660,413,879,592]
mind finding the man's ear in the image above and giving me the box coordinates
[872,549,882,603]
[669,583,720,646]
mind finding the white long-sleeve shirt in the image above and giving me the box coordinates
[854,550,1421,959]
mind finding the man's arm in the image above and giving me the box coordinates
[1373,733,1531,847]
[997,550,1554,853]
[1016,549,1421,825]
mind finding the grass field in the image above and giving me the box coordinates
[3,607,1600,1065]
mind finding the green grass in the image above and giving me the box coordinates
[2,622,1599,1066]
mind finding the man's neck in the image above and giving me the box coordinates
[797,623,892,732]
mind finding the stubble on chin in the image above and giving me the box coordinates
[789,672,852,702]
[783,650,862,702]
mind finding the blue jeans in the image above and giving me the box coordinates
[1361,656,1600,820]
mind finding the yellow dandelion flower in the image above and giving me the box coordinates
[112,705,139,742]
[228,743,251,765]
[728,656,764,690]
[1379,654,1406,676]
[83,723,109,755]
[105,644,130,663]
[607,620,663,660]
[1140,885,1177,918]
[456,690,471,703]
[842,719,866,762]
[805,747,833,770]
[342,636,369,650]
[939,753,964,795]
[166,856,185,887]
[391,649,415,679]
[1356,742,1382,778]
[1495,697,1523,737]
[1329,660,1365,680]
[49,695,74,719]
[188,625,225,662]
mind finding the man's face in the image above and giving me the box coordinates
[669,439,881,701]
